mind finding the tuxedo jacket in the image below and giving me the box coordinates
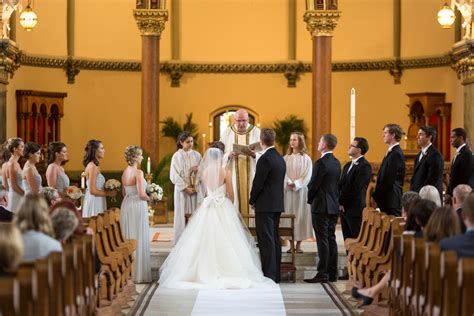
[410,145,444,195]
[249,147,286,213]
[307,153,341,215]
[440,230,474,258]
[339,157,373,218]
[447,145,474,195]
[372,145,406,210]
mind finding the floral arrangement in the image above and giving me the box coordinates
[105,179,122,201]
[65,185,82,200]
[147,183,163,204]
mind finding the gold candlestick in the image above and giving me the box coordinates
[145,172,153,185]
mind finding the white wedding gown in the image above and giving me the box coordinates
[159,184,276,290]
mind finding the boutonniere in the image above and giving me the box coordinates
[353,160,359,166]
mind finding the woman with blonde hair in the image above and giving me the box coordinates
[13,194,62,261]
[424,206,461,243]
[283,132,313,253]
[0,223,23,276]
[5,138,25,212]
[120,145,151,283]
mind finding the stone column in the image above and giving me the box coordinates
[452,39,474,143]
[0,39,20,143]
[304,4,340,158]
[133,5,168,166]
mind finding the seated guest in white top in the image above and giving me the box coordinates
[13,194,62,261]
[0,223,23,277]
[0,184,13,222]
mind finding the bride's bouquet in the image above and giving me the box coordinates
[146,183,163,204]
[105,179,121,201]
[65,185,82,200]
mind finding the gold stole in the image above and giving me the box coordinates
[232,126,253,223]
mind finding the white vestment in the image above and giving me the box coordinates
[282,153,314,241]
[220,125,260,221]
[170,149,202,244]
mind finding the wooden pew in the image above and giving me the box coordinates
[62,243,77,316]
[399,233,415,315]
[0,277,19,316]
[388,234,403,316]
[33,258,51,316]
[410,237,426,316]
[458,258,474,316]
[423,242,441,316]
[16,262,36,316]
[440,251,459,316]
[49,252,65,316]
[82,235,96,316]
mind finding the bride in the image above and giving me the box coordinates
[159,148,275,289]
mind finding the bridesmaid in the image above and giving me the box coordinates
[283,132,313,253]
[46,142,70,195]
[22,142,43,194]
[170,131,201,244]
[0,141,11,189]
[120,146,151,283]
[5,138,24,212]
[82,140,115,218]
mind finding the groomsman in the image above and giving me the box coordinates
[305,134,341,283]
[339,137,372,240]
[410,126,444,197]
[447,128,474,196]
[371,124,406,216]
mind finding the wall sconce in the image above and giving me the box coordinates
[19,1,38,31]
[437,2,455,29]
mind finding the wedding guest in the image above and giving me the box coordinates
[0,141,11,189]
[0,185,13,222]
[170,131,201,244]
[50,200,89,236]
[0,223,23,276]
[46,142,70,195]
[452,184,472,233]
[424,206,461,243]
[419,185,442,207]
[39,186,61,207]
[82,140,116,218]
[120,145,151,283]
[22,142,42,194]
[413,199,437,238]
[5,138,25,212]
[51,207,79,243]
[13,194,62,261]
[339,137,372,241]
[371,124,405,216]
[282,132,313,253]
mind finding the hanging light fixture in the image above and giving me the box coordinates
[19,1,38,32]
[437,2,455,28]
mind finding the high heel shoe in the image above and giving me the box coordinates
[351,287,373,308]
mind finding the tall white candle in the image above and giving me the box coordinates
[81,172,85,189]
[350,88,356,142]
[147,157,151,174]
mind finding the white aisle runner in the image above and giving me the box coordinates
[191,286,286,316]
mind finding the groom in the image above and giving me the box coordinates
[249,128,286,283]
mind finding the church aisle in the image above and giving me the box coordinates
[129,282,357,315]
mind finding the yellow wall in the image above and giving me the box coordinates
[5,0,465,171]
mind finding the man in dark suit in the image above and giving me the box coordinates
[305,134,341,283]
[371,124,406,216]
[339,137,372,240]
[409,126,444,197]
[447,128,474,196]
[249,128,286,283]
[452,184,472,233]
[0,185,13,222]
[440,193,474,258]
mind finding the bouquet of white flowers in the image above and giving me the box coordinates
[147,183,163,204]
[65,185,82,200]
[105,179,121,201]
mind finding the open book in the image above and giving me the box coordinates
[232,141,262,155]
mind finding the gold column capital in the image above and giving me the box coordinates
[0,39,20,84]
[303,10,341,37]
[133,9,169,36]
[451,39,474,84]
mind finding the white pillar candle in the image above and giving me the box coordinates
[147,157,151,174]
[81,172,85,189]
[350,88,356,142]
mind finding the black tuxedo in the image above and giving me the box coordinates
[249,147,286,282]
[410,144,444,196]
[0,205,13,222]
[447,145,474,196]
[456,208,467,233]
[339,156,372,240]
[440,230,474,258]
[372,145,405,216]
[307,152,341,279]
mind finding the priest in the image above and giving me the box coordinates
[220,109,261,221]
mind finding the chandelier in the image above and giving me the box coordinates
[19,1,38,31]
[437,2,455,28]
